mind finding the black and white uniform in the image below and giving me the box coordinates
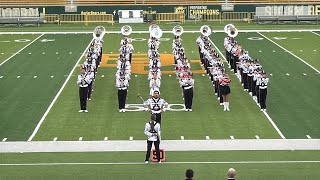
[116,78,129,110]
[180,78,195,110]
[144,121,161,162]
[149,78,161,96]
[77,73,91,111]
[258,77,268,110]
[86,70,95,100]
[144,98,168,124]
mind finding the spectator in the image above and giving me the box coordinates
[185,169,194,180]
[227,168,236,180]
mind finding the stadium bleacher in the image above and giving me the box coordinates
[0,8,44,26]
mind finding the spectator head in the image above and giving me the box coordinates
[185,169,194,180]
[227,168,236,179]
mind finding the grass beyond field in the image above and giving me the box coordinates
[0,151,319,179]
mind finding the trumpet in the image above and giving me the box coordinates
[121,25,132,36]
[172,25,184,36]
[200,25,212,37]
[224,24,238,38]
[93,26,106,41]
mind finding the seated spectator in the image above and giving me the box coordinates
[185,169,194,180]
[227,168,236,180]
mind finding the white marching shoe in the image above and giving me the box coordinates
[78,110,83,113]
[185,109,188,112]
[189,109,192,112]
[84,110,88,113]
[122,109,126,113]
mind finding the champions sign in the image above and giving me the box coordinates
[187,6,220,19]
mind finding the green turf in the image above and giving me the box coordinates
[261,32,320,70]
[0,21,319,32]
[0,151,319,179]
[0,34,92,141]
[0,34,39,63]
[33,33,279,141]
[212,32,320,139]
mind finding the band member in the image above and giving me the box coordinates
[86,65,95,101]
[144,90,168,124]
[219,74,231,111]
[180,74,194,111]
[116,73,129,112]
[258,71,268,111]
[149,74,161,96]
[77,67,91,112]
[127,39,134,64]
[144,114,161,163]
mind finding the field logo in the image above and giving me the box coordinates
[40,39,55,42]
[273,37,287,40]
[247,37,264,41]
[125,104,185,112]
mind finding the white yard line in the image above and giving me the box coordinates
[0,160,319,166]
[0,34,44,67]
[27,38,94,141]
[311,31,320,37]
[209,39,286,139]
[257,32,320,74]
[0,29,320,35]
[1,139,320,152]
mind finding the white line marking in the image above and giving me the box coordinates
[1,161,320,166]
[209,38,286,139]
[79,137,83,141]
[286,73,290,76]
[205,136,210,140]
[0,29,319,35]
[180,136,184,140]
[53,137,57,141]
[263,111,286,139]
[129,137,133,141]
[0,34,44,67]
[104,137,108,141]
[311,31,320,37]
[17,76,20,78]
[230,136,234,139]
[33,76,37,78]
[2,138,7,142]
[258,32,320,74]
[27,39,94,141]
[306,135,312,139]
[255,135,260,139]
[303,73,307,76]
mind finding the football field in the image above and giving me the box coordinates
[0,24,319,179]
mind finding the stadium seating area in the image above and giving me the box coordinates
[0,0,318,6]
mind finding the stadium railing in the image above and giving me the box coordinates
[156,13,185,24]
[195,12,255,23]
[58,14,114,25]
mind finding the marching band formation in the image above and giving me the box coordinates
[223,24,269,111]
[77,24,269,113]
[172,25,195,111]
[116,25,133,112]
[143,25,168,124]
[196,25,232,111]
[76,26,103,113]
